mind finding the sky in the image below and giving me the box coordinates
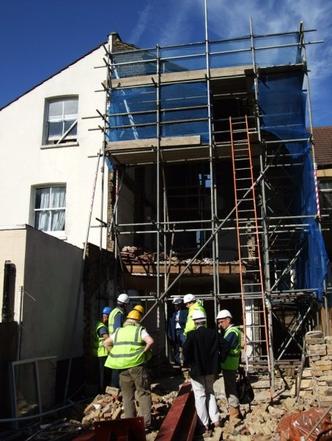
[1,0,332,126]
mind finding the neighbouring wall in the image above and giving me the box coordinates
[21,226,84,360]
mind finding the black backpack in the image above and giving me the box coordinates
[237,366,255,404]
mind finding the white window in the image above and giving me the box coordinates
[45,97,78,144]
[320,180,332,215]
[34,186,66,232]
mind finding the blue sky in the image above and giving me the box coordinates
[1,0,331,126]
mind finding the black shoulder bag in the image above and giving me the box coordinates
[237,366,254,404]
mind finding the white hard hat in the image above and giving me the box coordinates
[172,297,182,305]
[216,309,232,320]
[183,293,196,304]
[192,310,206,321]
[117,293,129,304]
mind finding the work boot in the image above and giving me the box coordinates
[228,406,242,421]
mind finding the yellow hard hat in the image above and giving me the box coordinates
[127,310,142,321]
[133,304,145,314]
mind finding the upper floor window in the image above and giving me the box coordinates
[45,97,78,145]
[34,185,66,231]
[320,180,332,216]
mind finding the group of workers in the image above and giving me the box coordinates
[95,292,241,436]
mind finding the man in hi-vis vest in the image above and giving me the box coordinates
[95,306,112,392]
[107,293,130,387]
[104,309,154,432]
[183,293,206,336]
[217,309,242,421]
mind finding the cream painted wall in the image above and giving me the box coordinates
[0,46,108,249]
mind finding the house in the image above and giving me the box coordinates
[0,43,108,250]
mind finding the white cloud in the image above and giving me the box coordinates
[128,1,154,44]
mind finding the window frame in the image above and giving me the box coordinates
[43,96,79,146]
[33,184,66,233]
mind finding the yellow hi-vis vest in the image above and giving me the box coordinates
[105,324,151,370]
[108,307,123,335]
[220,325,241,371]
[184,301,206,336]
[96,321,108,357]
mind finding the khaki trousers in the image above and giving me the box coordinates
[119,365,152,427]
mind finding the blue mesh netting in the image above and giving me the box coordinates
[111,33,303,79]
[258,71,328,300]
[108,81,209,143]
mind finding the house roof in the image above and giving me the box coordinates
[313,126,332,168]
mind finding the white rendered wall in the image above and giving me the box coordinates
[0,46,108,249]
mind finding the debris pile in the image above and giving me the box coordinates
[120,245,231,266]
[81,385,176,428]
[221,397,326,441]
[82,387,122,426]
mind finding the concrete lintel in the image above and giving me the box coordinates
[106,135,201,152]
[111,66,252,89]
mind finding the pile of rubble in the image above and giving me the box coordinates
[120,245,218,266]
[81,385,177,429]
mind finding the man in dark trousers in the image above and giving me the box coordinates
[216,309,241,421]
[168,297,187,365]
[183,310,220,437]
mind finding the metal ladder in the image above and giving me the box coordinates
[229,115,272,374]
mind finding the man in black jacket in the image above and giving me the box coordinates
[168,297,187,365]
[183,310,220,437]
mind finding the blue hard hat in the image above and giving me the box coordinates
[102,306,112,315]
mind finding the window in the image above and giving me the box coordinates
[45,97,78,144]
[34,186,66,232]
[320,180,332,216]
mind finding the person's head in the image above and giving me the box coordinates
[183,293,196,308]
[172,297,182,310]
[133,304,144,315]
[117,293,129,309]
[102,306,112,324]
[192,310,206,328]
[126,309,142,323]
[216,309,232,331]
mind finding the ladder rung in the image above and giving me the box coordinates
[243,283,262,286]
[236,177,251,181]
[234,158,250,162]
[237,167,251,171]
[248,340,268,344]
[238,209,255,213]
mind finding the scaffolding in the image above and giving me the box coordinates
[92,15,328,394]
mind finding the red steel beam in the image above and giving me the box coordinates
[155,382,197,441]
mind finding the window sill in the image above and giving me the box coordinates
[41,142,79,150]
[45,231,67,241]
